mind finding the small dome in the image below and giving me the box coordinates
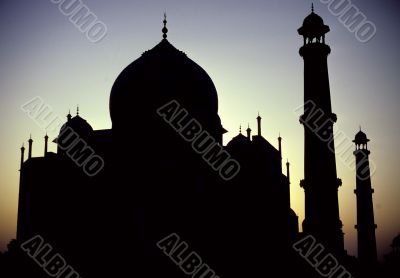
[227,133,248,148]
[298,10,330,38]
[353,130,369,145]
[303,12,324,27]
[61,114,93,138]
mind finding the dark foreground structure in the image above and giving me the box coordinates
[1,6,398,278]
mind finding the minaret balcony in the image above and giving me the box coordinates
[299,112,337,127]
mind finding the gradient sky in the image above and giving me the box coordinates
[0,0,399,260]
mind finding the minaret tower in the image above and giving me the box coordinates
[278,134,282,170]
[298,5,344,255]
[353,129,377,264]
[257,113,262,136]
[246,124,251,141]
[28,135,33,160]
[20,143,25,170]
[44,133,49,155]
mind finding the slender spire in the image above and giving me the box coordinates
[44,133,49,155]
[278,133,283,164]
[20,143,25,169]
[286,159,291,207]
[76,105,79,116]
[246,124,252,140]
[257,113,262,136]
[28,135,33,159]
[311,3,314,13]
[239,125,242,134]
[67,110,72,121]
[162,13,168,39]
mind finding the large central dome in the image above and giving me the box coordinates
[109,37,221,137]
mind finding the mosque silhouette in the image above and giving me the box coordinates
[3,6,394,278]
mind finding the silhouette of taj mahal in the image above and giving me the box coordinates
[13,6,381,278]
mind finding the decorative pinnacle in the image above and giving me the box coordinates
[77,105,79,115]
[239,125,242,134]
[311,3,314,13]
[162,13,168,39]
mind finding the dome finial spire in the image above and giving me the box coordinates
[77,105,79,115]
[162,12,168,39]
[311,3,314,13]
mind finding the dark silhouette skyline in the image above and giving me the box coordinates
[1,1,400,260]
[0,2,399,278]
